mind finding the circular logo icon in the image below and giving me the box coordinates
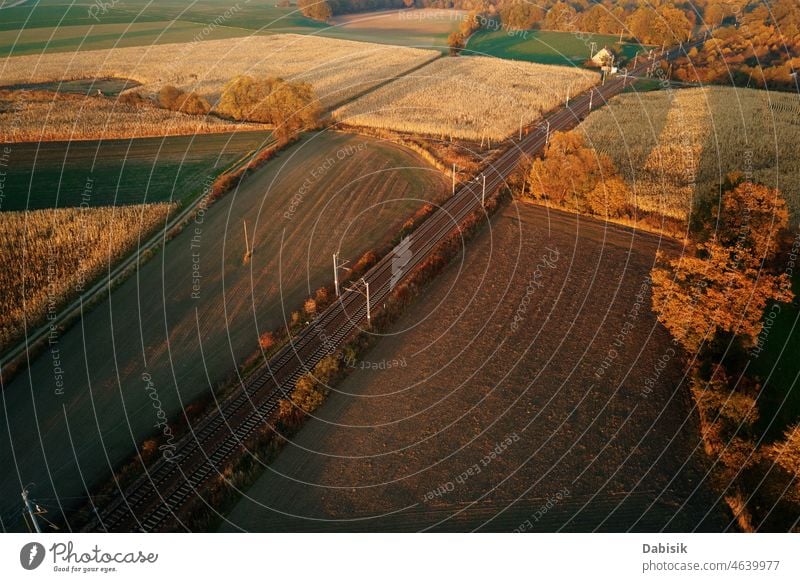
[20,542,46,570]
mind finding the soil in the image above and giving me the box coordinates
[221,201,730,532]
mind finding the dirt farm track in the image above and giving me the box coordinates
[221,202,730,532]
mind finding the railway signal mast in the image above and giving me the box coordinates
[333,252,350,298]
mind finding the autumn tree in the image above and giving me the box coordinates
[304,297,318,316]
[117,91,150,107]
[215,76,321,143]
[298,0,332,21]
[499,0,544,30]
[526,131,616,210]
[770,423,800,478]
[672,0,800,89]
[714,182,790,268]
[626,4,693,45]
[651,182,793,354]
[447,31,465,55]
[157,85,211,115]
[584,175,631,218]
[258,331,275,351]
[277,355,340,426]
[544,2,578,31]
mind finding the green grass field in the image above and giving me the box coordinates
[0,131,450,531]
[751,274,800,440]
[0,20,260,56]
[466,29,645,67]
[0,0,318,32]
[0,0,323,55]
[1,131,272,210]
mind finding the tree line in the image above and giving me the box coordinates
[520,130,800,528]
[126,77,321,145]
[672,0,800,90]
[298,0,796,86]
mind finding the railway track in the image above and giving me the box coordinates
[86,40,701,532]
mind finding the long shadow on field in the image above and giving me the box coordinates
[0,132,448,531]
[221,202,729,532]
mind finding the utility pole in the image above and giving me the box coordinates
[333,253,350,297]
[482,174,486,205]
[519,112,524,141]
[22,489,42,533]
[362,278,370,326]
[452,163,458,195]
[333,252,340,297]
[589,89,593,111]
[566,85,570,107]
[242,220,251,263]
[543,119,550,145]
[589,41,597,58]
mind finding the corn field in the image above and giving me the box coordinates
[0,203,175,351]
[0,90,261,142]
[333,56,598,141]
[581,86,800,222]
[0,34,438,110]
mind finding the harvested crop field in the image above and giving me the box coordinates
[0,90,263,143]
[0,203,175,351]
[0,131,450,531]
[0,34,439,109]
[333,56,598,141]
[0,130,273,210]
[221,202,728,532]
[579,86,800,222]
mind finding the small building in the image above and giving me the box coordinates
[591,47,614,67]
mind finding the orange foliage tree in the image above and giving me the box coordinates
[526,131,617,211]
[651,182,793,354]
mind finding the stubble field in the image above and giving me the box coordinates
[0,90,264,142]
[0,34,440,109]
[579,86,800,222]
[0,203,175,351]
[334,56,598,141]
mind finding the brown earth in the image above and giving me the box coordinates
[221,201,730,532]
